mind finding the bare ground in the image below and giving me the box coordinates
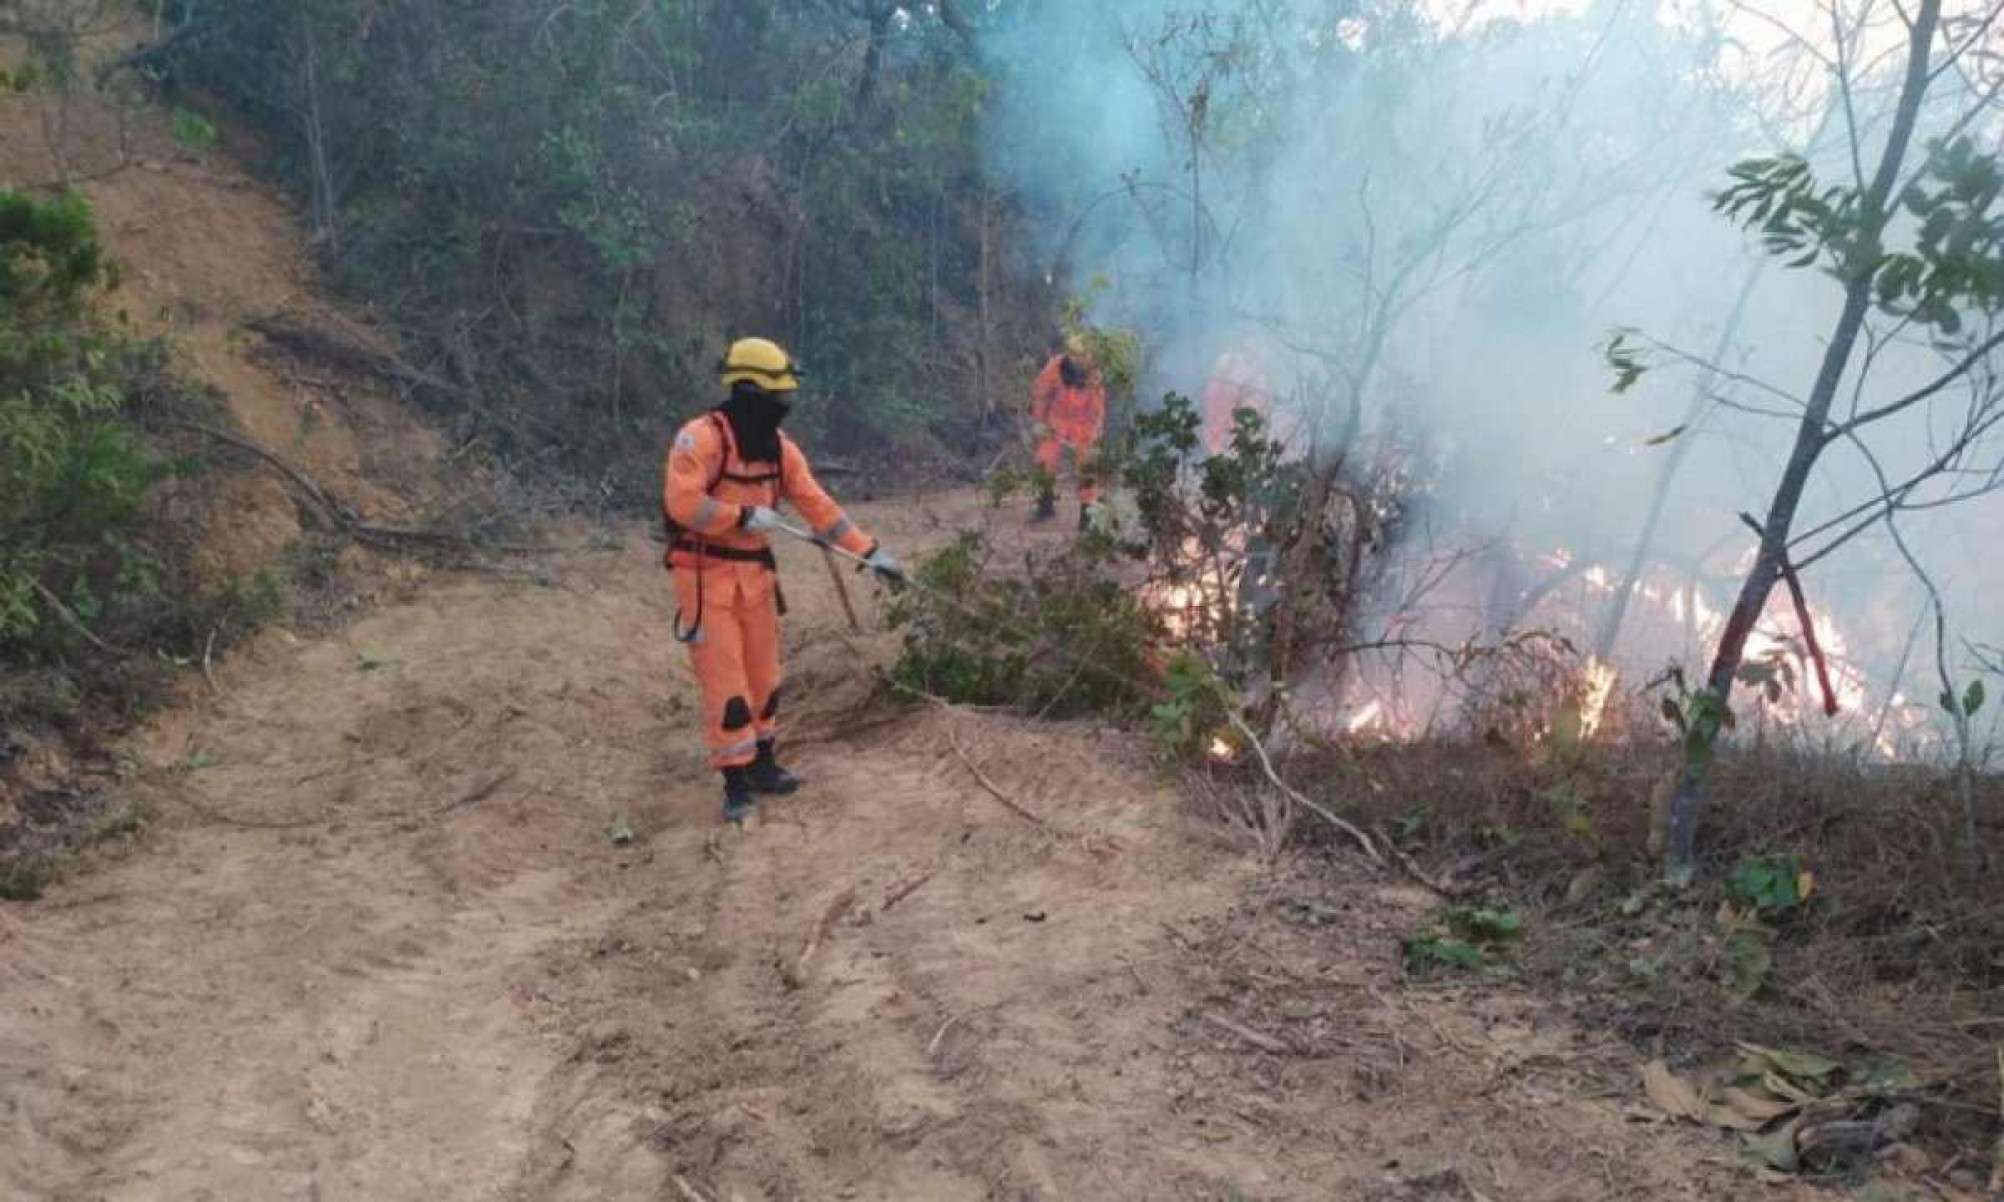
[0,495,1829,1202]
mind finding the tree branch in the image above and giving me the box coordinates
[1738,513,1839,716]
[1829,327,2004,440]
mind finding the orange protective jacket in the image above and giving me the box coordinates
[1030,355,1107,447]
[662,412,876,572]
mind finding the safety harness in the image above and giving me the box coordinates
[667,412,788,644]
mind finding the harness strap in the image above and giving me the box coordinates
[669,413,790,641]
[672,540,778,568]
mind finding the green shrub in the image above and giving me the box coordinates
[1404,905,1525,977]
[886,531,1163,720]
[156,2,1049,489]
[0,190,258,729]
[170,106,219,151]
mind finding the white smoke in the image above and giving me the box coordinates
[978,0,2004,750]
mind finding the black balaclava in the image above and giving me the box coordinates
[718,381,790,465]
[1059,355,1089,389]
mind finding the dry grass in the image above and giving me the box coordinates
[1259,735,2004,1160]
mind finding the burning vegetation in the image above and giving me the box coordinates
[4,0,2003,1187]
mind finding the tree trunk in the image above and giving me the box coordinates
[301,20,340,257]
[855,2,893,111]
[977,188,993,414]
[1663,0,1943,878]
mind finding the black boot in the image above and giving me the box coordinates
[721,766,756,824]
[748,739,802,795]
[1077,501,1094,533]
[1032,493,1057,523]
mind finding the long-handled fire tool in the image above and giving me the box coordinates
[766,517,870,634]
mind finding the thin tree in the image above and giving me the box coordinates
[1617,0,2004,879]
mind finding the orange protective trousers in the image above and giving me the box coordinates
[673,565,781,769]
[663,412,875,770]
[1033,436,1100,505]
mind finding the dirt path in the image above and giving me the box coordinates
[1,497,1794,1201]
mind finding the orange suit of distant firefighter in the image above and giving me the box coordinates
[1030,348,1108,505]
[662,417,875,769]
[1202,349,1272,456]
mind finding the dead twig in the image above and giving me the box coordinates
[1223,709,1383,865]
[1201,1010,1299,1056]
[438,769,516,816]
[671,1176,715,1202]
[927,1012,966,1058]
[782,885,857,990]
[1378,828,1480,900]
[201,626,221,695]
[882,865,937,913]
[942,715,1048,828]
[158,420,557,555]
[29,580,119,653]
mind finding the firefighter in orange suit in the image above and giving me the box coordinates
[1202,348,1272,457]
[1029,335,1108,530]
[663,337,903,823]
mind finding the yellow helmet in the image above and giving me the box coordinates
[718,337,801,393]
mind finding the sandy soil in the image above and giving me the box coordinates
[0,494,1818,1202]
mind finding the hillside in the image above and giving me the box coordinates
[1,12,1994,1202]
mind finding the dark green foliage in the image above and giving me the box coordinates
[1122,391,1364,694]
[1723,855,1810,917]
[1405,904,1524,976]
[0,189,104,307]
[1148,650,1234,758]
[1716,138,2004,334]
[1,190,159,653]
[0,191,252,729]
[886,531,1163,719]
[155,2,1048,498]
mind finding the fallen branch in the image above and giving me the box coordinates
[1201,1010,1299,1056]
[438,769,516,816]
[96,17,229,85]
[201,627,221,695]
[158,420,344,523]
[1377,828,1480,900]
[1223,710,1383,866]
[782,884,857,990]
[671,1176,715,1202]
[246,315,468,401]
[927,1013,966,1058]
[158,421,559,556]
[941,715,1048,828]
[30,580,120,654]
[882,865,936,913]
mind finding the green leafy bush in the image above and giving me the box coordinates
[169,106,219,151]
[157,1,1050,494]
[886,531,1163,720]
[0,190,247,727]
[1404,905,1525,977]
